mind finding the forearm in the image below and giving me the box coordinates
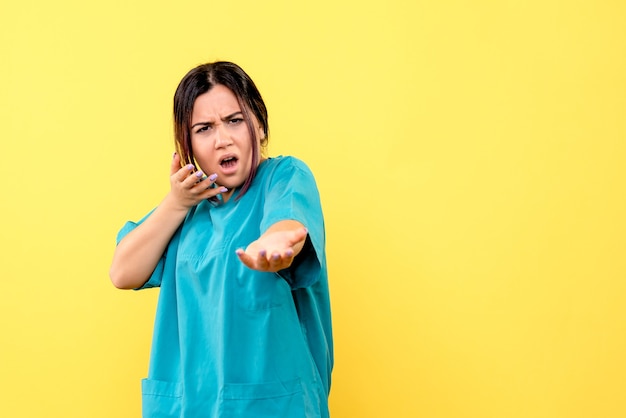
[109,193,189,289]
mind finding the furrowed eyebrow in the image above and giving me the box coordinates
[223,111,243,120]
[191,112,243,129]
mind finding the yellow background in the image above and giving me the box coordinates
[1,1,625,417]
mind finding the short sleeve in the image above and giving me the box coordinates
[261,157,326,289]
[115,210,169,290]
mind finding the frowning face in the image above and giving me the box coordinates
[190,84,265,202]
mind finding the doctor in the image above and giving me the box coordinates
[110,61,333,418]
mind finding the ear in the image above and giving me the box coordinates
[258,126,267,143]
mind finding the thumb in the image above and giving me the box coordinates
[290,227,308,245]
[171,152,182,175]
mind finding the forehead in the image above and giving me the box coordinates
[192,85,241,121]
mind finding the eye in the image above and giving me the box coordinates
[228,118,244,125]
[195,125,211,134]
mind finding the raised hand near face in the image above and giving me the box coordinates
[168,152,227,210]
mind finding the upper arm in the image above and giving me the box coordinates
[112,213,176,290]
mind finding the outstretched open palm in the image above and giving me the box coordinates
[236,226,308,272]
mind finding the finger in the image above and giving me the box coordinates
[281,250,295,268]
[189,175,227,198]
[236,248,270,271]
[182,171,215,191]
[236,249,256,270]
[269,251,294,271]
[194,173,218,189]
[173,163,196,182]
[256,249,270,270]
[267,252,282,270]
[287,227,308,247]
[193,185,229,201]
[182,168,205,188]
[170,152,182,175]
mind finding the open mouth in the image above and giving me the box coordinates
[220,156,238,168]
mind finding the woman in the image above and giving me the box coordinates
[110,61,333,417]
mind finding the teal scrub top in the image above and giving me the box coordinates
[117,156,333,418]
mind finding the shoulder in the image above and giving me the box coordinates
[262,155,315,177]
[256,156,319,194]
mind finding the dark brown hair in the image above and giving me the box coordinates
[173,61,269,197]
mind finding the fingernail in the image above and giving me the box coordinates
[195,171,204,178]
[186,164,194,170]
[209,173,218,181]
[219,187,228,193]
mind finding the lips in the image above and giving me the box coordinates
[219,154,239,174]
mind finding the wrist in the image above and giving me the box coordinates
[161,192,193,215]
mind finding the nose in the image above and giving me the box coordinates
[214,124,232,149]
